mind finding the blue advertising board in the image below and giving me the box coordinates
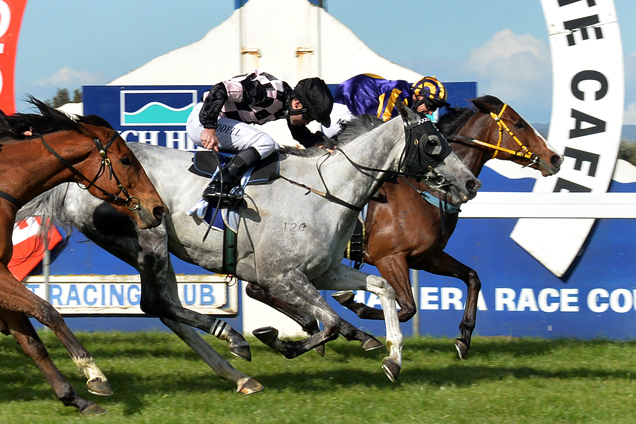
[42,82,636,341]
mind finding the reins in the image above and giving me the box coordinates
[38,131,141,211]
[278,151,363,212]
[278,117,449,212]
[447,103,540,167]
[279,173,363,212]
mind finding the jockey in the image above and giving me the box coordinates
[322,73,450,138]
[187,69,333,202]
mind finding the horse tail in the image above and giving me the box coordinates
[16,184,75,240]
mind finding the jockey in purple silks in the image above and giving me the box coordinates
[323,73,450,138]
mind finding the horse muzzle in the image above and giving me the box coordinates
[133,202,169,229]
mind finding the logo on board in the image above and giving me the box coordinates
[120,89,198,126]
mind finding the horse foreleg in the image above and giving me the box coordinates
[252,270,341,359]
[0,268,111,395]
[423,251,481,359]
[0,309,106,415]
[245,282,324,356]
[159,318,263,395]
[333,253,416,322]
[245,282,321,336]
[246,282,382,353]
[315,265,403,382]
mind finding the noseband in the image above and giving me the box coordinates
[448,103,540,167]
[39,132,141,211]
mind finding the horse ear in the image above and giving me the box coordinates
[395,100,417,123]
[471,95,503,114]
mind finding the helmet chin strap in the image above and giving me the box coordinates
[288,105,306,116]
[412,97,427,111]
[287,93,308,117]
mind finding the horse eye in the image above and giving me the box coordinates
[120,156,132,166]
[425,135,443,155]
[515,122,525,130]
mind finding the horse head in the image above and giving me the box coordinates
[396,102,481,204]
[469,95,563,176]
[13,98,168,229]
[74,118,168,229]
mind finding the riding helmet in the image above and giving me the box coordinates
[293,77,334,127]
[412,76,450,108]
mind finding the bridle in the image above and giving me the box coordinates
[39,131,141,211]
[448,103,540,167]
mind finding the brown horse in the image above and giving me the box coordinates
[331,95,563,357]
[0,99,167,415]
[246,95,563,358]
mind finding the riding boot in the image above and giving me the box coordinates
[203,147,261,201]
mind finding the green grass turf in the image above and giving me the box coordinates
[1,332,635,423]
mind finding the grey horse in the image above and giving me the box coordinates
[18,105,480,392]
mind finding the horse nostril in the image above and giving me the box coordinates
[154,206,168,221]
[552,154,564,167]
[466,178,481,193]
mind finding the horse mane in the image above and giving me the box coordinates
[436,95,505,137]
[76,113,114,129]
[335,114,384,146]
[436,107,476,137]
[280,114,384,157]
[0,97,113,141]
[0,97,80,141]
[279,145,326,158]
[470,95,505,115]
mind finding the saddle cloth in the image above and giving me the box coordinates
[186,150,280,275]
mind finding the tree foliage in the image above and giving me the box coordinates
[46,88,82,108]
[618,140,636,166]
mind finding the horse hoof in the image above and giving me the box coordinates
[237,377,265,395]
[331,290,355,305]
[313,344,326,357]
[455,338,469,360]
[229,342,252,362]
[381,358,401,383]
[252,326,279,346]
[80,403,107,416]
[361,336,383,351]
[86,378,113,396]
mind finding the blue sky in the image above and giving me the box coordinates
[14,0,636,124]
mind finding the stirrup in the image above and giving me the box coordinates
[203,183,240,199]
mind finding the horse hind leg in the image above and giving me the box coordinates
[133,246,252,361]
[0,309,106,415]
[160,318,263,395]
[424,251,481,359]
[246,282,325,356]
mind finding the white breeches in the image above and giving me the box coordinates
[187,102,280,158]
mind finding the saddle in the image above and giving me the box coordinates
[188,149,280,184]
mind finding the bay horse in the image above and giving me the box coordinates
[0,98,167,415]
[323,95,563,358]
[18,103,481,392]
